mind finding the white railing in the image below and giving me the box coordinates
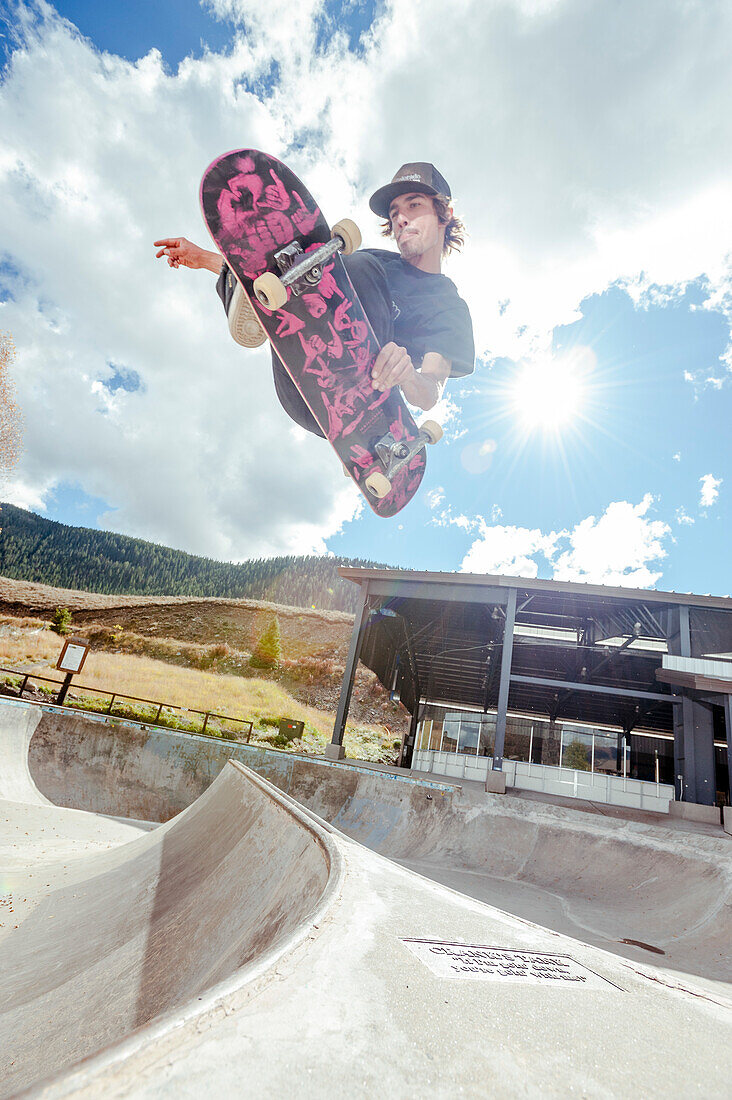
[411,750,675,813]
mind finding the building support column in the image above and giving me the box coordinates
[679,698,716,805]
[724,694,732,807]
[401,706,420,770]
[669,605,690,799]
[672,698,685,801]
[329,584,370,760]
[491,587,517,775]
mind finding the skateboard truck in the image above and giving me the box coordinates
[253,219,362,309]
[365,421,444,498]
[272,239,338,296]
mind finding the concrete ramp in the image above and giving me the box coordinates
[319,767,732,985]
[0,703,147,872]
[0,703,731,1097]
[12,771,732,1100]
[25,707,732,986]
[0,760,338,1098]
[0,700,50,805]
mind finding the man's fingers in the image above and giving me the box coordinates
[373,343,401,377]
[372,344,413,391]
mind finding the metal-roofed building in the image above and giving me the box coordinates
[329,568,732,814]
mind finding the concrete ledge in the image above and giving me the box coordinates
[484,770,506,794]
[324,743,346,761]
[668,801,720,825]
[723,805,732,836]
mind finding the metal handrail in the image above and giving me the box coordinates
[0,664,253,741]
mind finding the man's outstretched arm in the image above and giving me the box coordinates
[154,237,223,274]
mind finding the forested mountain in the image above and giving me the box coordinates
[0,504,399,613]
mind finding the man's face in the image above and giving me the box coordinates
[389,192,444,263]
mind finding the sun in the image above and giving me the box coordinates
[512,349,592,431]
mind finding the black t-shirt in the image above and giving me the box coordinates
[362,248,475,378]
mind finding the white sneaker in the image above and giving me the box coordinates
[228,280,267,348]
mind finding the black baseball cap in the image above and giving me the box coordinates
[369,162,451,218]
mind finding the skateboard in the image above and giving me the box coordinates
[199,149,442,518]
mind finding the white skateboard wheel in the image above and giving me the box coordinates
[331,219,362,256]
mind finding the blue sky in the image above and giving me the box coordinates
[329,281,731,592]
[32,1,235,65]
[0,0,730,596]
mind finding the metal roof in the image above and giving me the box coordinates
[339,567,732,611]
[339,568,732,735]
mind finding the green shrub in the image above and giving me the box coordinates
[51,607,72,636]
[255,730,290,749]
[249,617,282,669]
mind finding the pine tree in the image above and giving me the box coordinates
[51,607,72,636]
[249,616,282,668]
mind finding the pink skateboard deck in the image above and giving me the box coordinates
[200,149,433,517]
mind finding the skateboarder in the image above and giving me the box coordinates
[155,161,474,438]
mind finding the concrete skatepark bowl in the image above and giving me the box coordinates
[1,699,730,1097]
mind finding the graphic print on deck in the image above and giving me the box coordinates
[201,150,431,517]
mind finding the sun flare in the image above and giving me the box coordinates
[512,349,593,431]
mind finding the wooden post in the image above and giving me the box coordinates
[56,672,73,706]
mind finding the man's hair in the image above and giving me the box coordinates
[381,194,466,258]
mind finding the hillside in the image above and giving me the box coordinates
[0,503,397,613]
[0,575,356,656]
[0,575,409,739]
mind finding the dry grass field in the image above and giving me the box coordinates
[0,577,407,761]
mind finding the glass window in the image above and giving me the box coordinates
[629,734,674,783]
[417,720,432,752]
[531,722,560,766]
[428,717,444,751]
[504,716,533,762]
[458,719,480,756]
[560,727,593,771]
[442,715,459,753]
[478,714,496,758]
[592,730,618,775]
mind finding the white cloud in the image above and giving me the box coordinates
[425,486,445,510]
[675,507,694,527]
[0,3,364,557]
[458,494,672,587]
[1,478,46,514]
[1,1,731,556]
[551,495,670,587]
[699,473,722,509]
[429,505,476,531]
[460,522,560,577]
[411,390,465,442]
